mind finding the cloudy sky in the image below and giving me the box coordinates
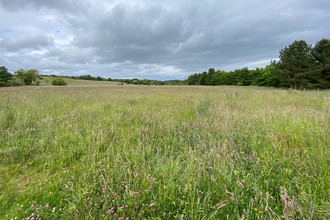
[0,0,329,80]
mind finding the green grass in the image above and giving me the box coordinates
[0,84,330,219]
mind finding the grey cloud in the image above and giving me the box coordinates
[0,32,54,51]
[44,47,96,64]
[0,0,88,13]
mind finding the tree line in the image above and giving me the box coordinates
[0,68,67,87]
[188,38,330,89]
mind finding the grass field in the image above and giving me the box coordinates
[1,82,330,219]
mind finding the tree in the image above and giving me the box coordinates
[278,40,314,89]
[199,71,208,85]
[211,70,229,85]
[258,61,281,87]
[311,38,330,89]
[96,76,103,81]
[14,69,39,85]
[132,79,139,85]
[52,76,67,86]
[0,66,12,83]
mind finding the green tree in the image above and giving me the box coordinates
[52,76,67,86]
[211,70,229,85]
[199,72,208,85]
[14,69,39,85]
[0,66,12,83]
[258,61,281,87]
[278,40,314,89]
[132,79,139,85]
[311,38,330,89]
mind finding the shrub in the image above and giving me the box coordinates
[36,80,41,86]
[0,81,8,87]
[237,82,244,86]
[52,77,67,86]
[8,81,23,87]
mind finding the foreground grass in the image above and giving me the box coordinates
[0,85,330,220]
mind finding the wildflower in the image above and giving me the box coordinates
[270,196,273,199]
[164,185,166,189]
[254,208,257,211]
[260,211,262,214]
[289,214,292,217]
[114,213,117,217]
[164,212,166,216]
[261,216,263,218]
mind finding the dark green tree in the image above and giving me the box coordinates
[258,61,281,87]
[278,40,314,89]
[187,73,201,85]
[311,38,330,89]
[0,66,12,83]
[199,71,208,85]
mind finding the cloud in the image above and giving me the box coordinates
[0,32,54,52]
[1,0,330,79]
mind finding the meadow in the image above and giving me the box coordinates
[0,82,330,219]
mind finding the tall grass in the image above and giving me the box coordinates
[0,85,330,219]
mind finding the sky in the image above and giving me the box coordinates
[0,0,329,80]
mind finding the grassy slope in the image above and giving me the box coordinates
[0,83,330,219]
[38,77,119,86]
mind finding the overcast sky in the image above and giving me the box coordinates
[0,0,329,80]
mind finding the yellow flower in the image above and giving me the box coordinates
[311,138,313,140]
[261,216,262,218]
[296,210,299,212]
[289,214,292,217]
[164,185,166,189]
[270,196,273,199]
[182,148,186,150]
[254,208,257,211]
[169,194,171,197]
[260,211,262,214]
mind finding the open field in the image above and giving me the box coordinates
[1,84,330,219]
[38,77,119,87]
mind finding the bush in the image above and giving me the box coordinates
[52,77,67,86]
[8,81,23,87]
[237,82,244,86]
[132,80,139,85]
[36,80,41,86]
[0,81,8,87]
